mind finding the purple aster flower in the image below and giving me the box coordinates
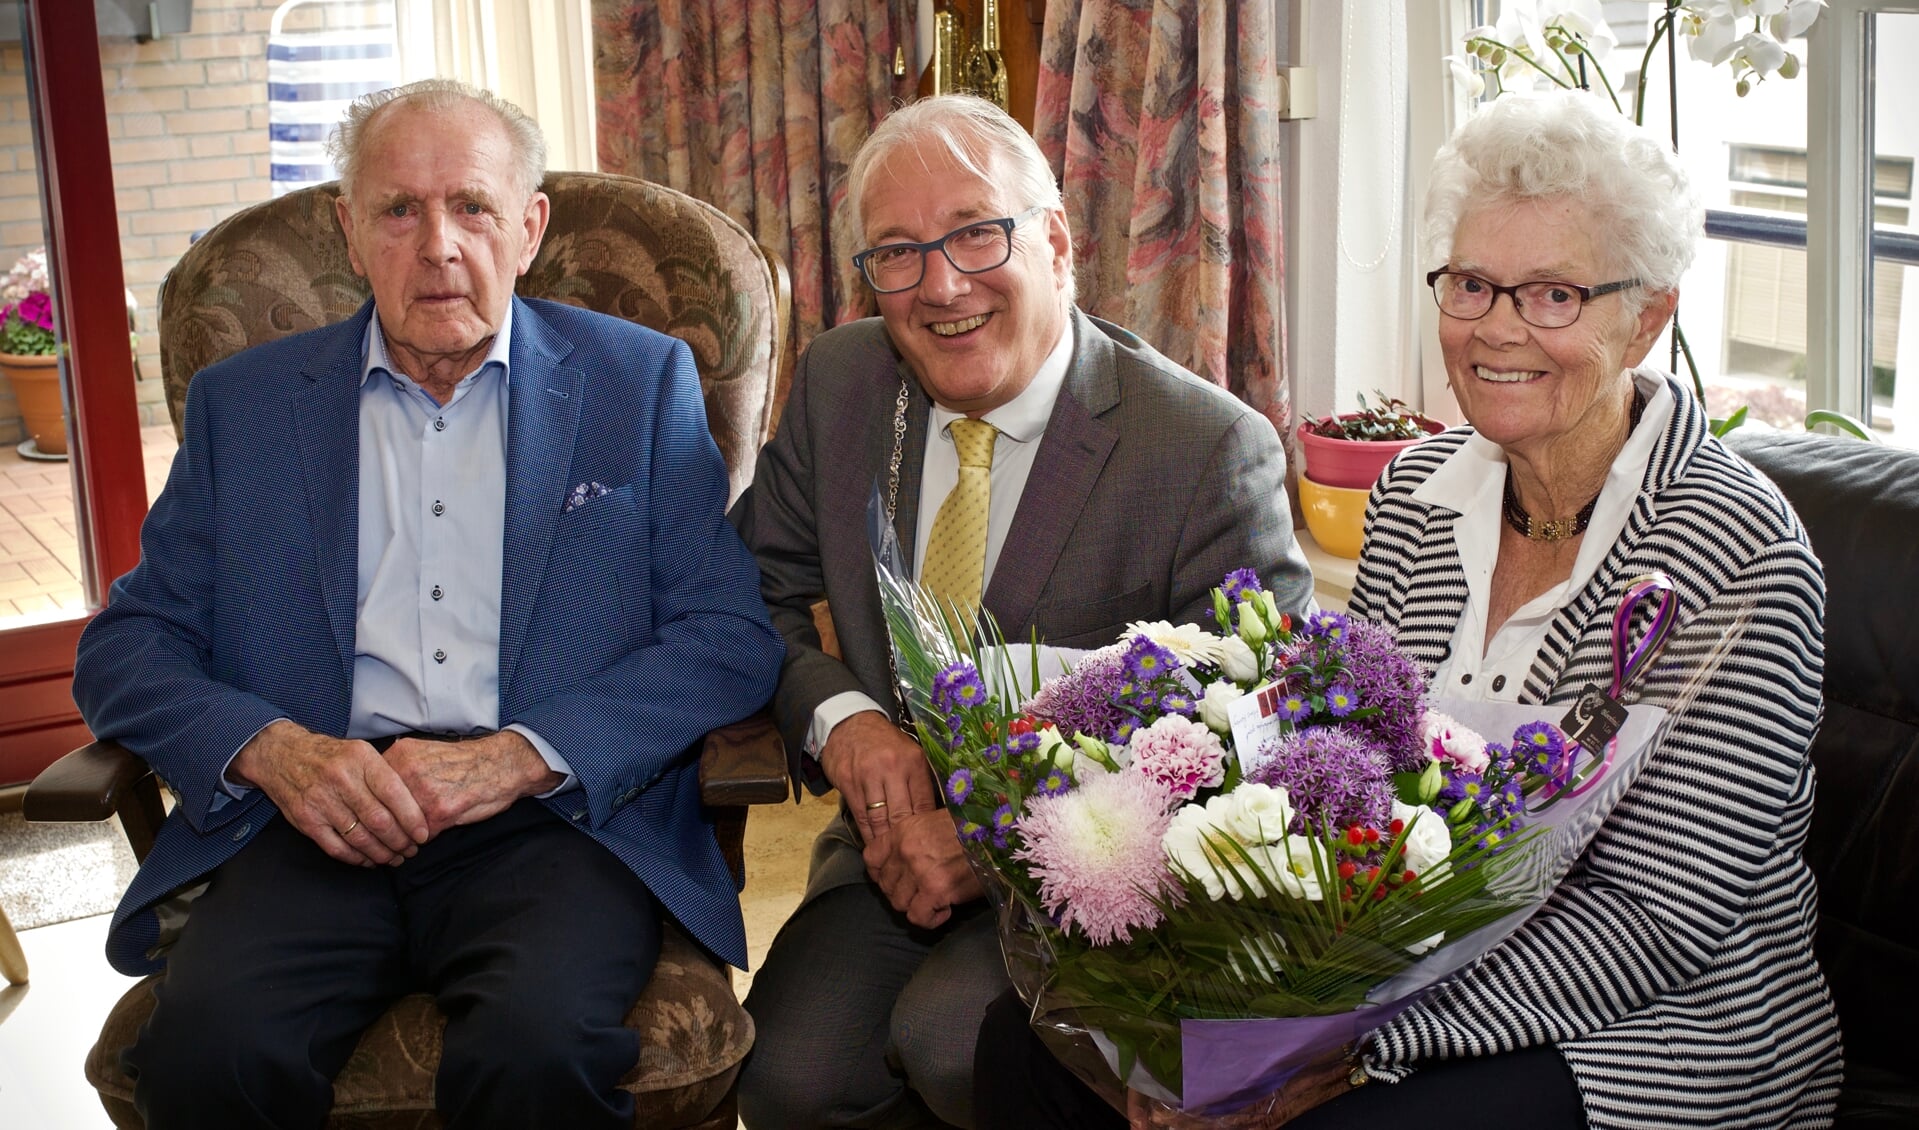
[1323,683,1358,717]
[1160,690,1195,716]
[946,768,975,805]
[943,715,966,749]
[1246,726,1391,834]
[980,742,1003,765]
[992,803,1017,835]
[1125,636,1180,681]
[1009,730,1041,755]
[933,660,987,715]
[1277,692,1311,722]
[1439,769,1486,807]
[1111,716,1140,744]
[1025,641,1132,742]
[1473,821,1513,855]
[1493,778,1526,817]
[1221,568,1264,605]
[1035,766,1071,796]
[1305,610,1352,641]
[1133,689,1161,711]
[958,819,987,843]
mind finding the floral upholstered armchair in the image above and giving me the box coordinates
[24,172,794,1130]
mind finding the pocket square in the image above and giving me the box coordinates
[562,481,611,513]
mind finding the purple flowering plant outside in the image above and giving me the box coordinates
[876,563,1615,1108]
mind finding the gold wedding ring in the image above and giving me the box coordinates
[340,819,360,837]
[865,799,888,811]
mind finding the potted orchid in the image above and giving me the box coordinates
[0,247,66,456]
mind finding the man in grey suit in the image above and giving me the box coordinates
[729,94,1315,1129]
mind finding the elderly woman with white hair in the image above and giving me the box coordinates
[977,89,1840,1130]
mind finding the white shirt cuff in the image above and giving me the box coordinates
[505,723,577,796]
[217,717,288,806]
[807,692,890,761]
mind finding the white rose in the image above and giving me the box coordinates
[1216,783,1295,845]
[1035,723,1073,775]
[1197,680,1244,733]
[1215,634,1261,685]
[1267,836,1327,901]
[1392,801,1453,886]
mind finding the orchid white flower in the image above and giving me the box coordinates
[1445,54,1488,98]
[1770,0,1825,42]
[1729,30,1789,79]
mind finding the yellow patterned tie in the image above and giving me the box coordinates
[922,418,998,617]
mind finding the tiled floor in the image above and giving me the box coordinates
[0,426,178,625]
[0,789,838,1128]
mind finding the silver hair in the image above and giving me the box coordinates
[848,94,1073,300]
[1422,89,1702,314]
[328,78,546,202]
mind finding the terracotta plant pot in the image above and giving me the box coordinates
[0,351,66,456]
[1296,416,1443,491]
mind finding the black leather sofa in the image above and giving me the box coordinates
[1730,431,1919,1127]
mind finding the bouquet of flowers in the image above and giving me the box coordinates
[0,248,56,356]
[878,564,1681,1117]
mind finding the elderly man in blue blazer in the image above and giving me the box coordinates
[70,79,782,1129]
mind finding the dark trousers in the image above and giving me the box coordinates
[974,987,1588,1129]
[126,798,662,1130]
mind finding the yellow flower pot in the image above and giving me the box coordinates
[0,351,64,456]
[1298,473,1370,560]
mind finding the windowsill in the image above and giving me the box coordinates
[1296,529,1358,611]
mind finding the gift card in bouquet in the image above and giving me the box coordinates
[1227,681,1286,777]
[1560,682,1628,753]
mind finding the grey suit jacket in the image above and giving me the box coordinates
[732,306,1312,788]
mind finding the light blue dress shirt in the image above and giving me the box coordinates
[219,308,573,800]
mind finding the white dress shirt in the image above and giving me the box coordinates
[805,319,1075,752]
[1423,369,1672,702]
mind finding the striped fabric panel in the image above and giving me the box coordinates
[1350,375,1841,1128]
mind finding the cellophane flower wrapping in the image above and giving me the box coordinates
[874,547,1753,1119]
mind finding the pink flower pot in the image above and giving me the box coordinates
[1296,416,1443,490]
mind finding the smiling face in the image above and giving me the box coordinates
[1438,196,1672,460]
[861,145,1073,416]
[335,98,549,385]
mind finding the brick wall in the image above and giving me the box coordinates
[0,0,386,440]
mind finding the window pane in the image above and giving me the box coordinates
[1869,11,1919,448]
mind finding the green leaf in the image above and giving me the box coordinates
[1708,405,1747,438]
[1804,409,1881,442]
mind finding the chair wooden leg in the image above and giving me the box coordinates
[0,898,27,984]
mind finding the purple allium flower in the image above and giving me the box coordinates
[946,768,975,805]
[1339,621,1430,772]
[1025,641,1132,742]
[1221,568,1264,604]
[1323,684,1358,718]
[1305,610,1351,641]
[1125,715,1228,799]
[1036,766,1071,796]
[1012,770,1181,944]
[1246,726,1391,834]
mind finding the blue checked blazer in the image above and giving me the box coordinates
[73,297,784,975]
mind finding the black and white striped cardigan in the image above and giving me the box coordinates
[1350,372,1842,1128]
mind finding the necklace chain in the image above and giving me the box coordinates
[1501,389,1645,543]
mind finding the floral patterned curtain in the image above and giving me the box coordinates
[1035,0,1290,434]
[592,0,918,360]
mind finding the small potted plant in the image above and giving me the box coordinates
[0,247,64,458]
[1296,391,1444,490]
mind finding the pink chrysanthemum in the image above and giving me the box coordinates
[1013,770,1182,945]
[1125,715,1228,799]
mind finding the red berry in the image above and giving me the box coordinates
[1338,861,1357,880]
[1279,614,1292,632]
[1009,717,1035,735]
[1403,869,1417,884]
[1390,819,1405,835]
[1364,827,1381,845]
[1373,884,1389,900]
[1346,826,1365,846]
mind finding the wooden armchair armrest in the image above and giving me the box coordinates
[699,708,790,807]
[22,739,166,861]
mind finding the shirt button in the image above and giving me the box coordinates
[1492,674,1507,692]
[433,649,447,663]
[1460,673,1472,685]
[431,585,444,600]
[432,501,445,516]
[434,417,446,432]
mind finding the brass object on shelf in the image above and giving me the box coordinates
[918,0,1009,111]
[893,44,907,78]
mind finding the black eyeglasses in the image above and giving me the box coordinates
[1426,269,1640,329]
[852,206,1048,294]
